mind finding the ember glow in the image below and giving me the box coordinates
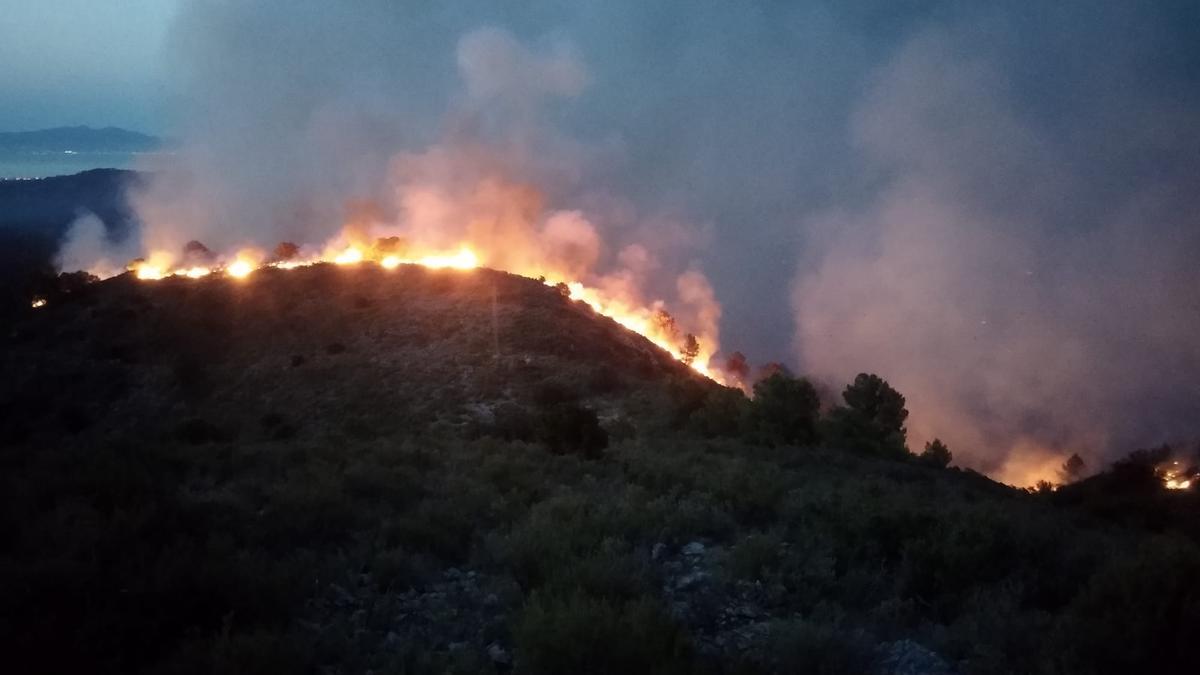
[1159,461,1196,491]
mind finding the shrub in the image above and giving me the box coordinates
[537,403,609,459]
[1054,537,1200,674]
[747,372,821,446]
[487,401,538,442]
[688,387,749,438]
[762,617,874,675]
[513,592,691,675]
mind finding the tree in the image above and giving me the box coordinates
[273,241,300,261]
[652,309,679,342]
[725,351,750,380]
[842,373,908,441]
[821,373,909,459]
[680,333,700,366]
[747,371,821,446]
[919,438,952,468]
[1059,453,1087,483]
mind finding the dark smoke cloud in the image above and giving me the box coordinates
[105,1,1200,478]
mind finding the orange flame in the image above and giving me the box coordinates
[93,231,725,382]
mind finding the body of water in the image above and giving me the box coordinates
[0,151,161,179]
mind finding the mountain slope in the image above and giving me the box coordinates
[2,265,1198,675]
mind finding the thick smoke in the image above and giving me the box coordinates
[119,1,722,363]
[793,25,1200,482]
[65,1,1200,480]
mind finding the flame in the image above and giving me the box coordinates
[334,247,364,265]
[176,266,210,279]
[31,298,47,309]
[416,247,478,270]
[89,233,726,382]
[1159,461,1194,491]
[227,260,254,278]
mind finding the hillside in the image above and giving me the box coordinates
[2,265,1198,675]
[0,169,142,318]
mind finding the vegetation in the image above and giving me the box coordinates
[1,265,1198,674]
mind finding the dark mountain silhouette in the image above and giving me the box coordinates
[0,126,161,153]
[0,169,141,318]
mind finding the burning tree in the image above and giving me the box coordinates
[725,351,750,381]
[273,241,300,261]
[652,309,679,342]
[680,333,700,366]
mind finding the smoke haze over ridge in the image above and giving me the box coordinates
[70,1,1200,480]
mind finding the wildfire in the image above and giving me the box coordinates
[100,236,726,382]
[1159,461,1195,491]
[31,297,47,309]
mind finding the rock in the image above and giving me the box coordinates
[487,642,512,666]
[652,542,667,561]
[682,541,706,557]
[878,639,954,675]
[674,569,710,591]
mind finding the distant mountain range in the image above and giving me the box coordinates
[0,126,162,153]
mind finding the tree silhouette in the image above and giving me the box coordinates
[680,333,700,366]
[842,373,908,440]
[920,438,952,468]
[1059,453,1087,483]
[748,371,821,446]
[725,351,749,380]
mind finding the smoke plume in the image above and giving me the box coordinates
[60,2,1200,480]
[793,24,1200,482]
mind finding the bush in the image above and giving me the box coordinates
[537,403,609,459]
[487,401,538,442]
[762,617,874,675]
[513,592,691,675]
[1054,537,1200,674]
[688,387,749,438]
[747,372,821,446]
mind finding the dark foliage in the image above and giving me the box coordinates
[747,371,821,446]
[536,403,609,458]
[919,438,953,468]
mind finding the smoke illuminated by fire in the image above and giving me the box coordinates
[57,25,731,384]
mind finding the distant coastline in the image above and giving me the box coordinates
[0,126,165,179]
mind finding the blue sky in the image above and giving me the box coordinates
[0,0,180,132]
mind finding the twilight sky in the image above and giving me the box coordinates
[0,0,180,133]
[27,1,1200,478]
